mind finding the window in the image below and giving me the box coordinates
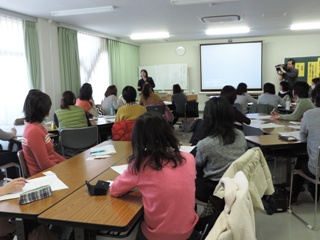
[77,32,110,104]
[0,15,29,125]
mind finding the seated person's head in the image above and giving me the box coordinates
[263,83,275,94]
[220,85,237,104]
[173,84,182,94]
[279,81,289,92]
[79,83,93,100]
[23,90,52,123]
[105,85,118,97]
[130,111,183,172]
[292,81,309,98]
[311,84,320,107]
[61,91,76,109]
[122,86,137,103]
[311,77,320,89]
[203,97,235,144]
[236,82,247,95]
[142,82,152,98]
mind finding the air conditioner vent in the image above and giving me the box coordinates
[201,15,241,23]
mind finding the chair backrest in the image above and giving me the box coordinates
[249,103,274,114]
[60,126,99,156]
[242,124,264,136]
[185,100,199,118]
[146,104,166,115]
[17,150,30,178]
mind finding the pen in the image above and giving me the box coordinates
[4,178,29,183]
[90,150,106,154]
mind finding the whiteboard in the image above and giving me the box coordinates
[139,64,188,91]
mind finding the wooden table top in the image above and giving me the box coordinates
[39,158,143,232]
[0,141,131,219]
[245,135,302,147]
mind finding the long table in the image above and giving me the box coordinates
[245,114,306,185]
[0,140,132,239]
[90,116,115,141]
[38,158,143,239]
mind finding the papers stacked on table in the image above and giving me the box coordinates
[278,131,301,141]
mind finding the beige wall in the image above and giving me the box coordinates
[35,18,320,114]
[139,34,320,110]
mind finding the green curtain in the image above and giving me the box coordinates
[24,20,41,89]
[58,27,81,94]
[107,39,140,93]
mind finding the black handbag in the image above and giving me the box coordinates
[263,187,288,215]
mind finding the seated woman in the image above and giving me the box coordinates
[235,82,257,114]
[75,83,98,117]
[22,90,65,176]
[195,97,247,202]
[101,85,124,115]
[139,82,163,106]
[171,84,188,125]
[54,91,89,129]
[221,85,251,125]
[115,86,146,122]
[110,112,199,240]
[278,81,292,101]
[258,82,285,108]
[271,81,315,121]
[291,84,320,203]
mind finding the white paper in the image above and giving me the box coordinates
[111,164,128,175]
[90,145,116,156]
[250,120,265,127]
[179,145,196,153]
[247,115,271,120]
[42,171,56,176]
[278,131,301,140]
[86,155,111,160]
[0,174,68,202]
[163,101,172,105]
[289,121,301,125]
[260,123,283,128]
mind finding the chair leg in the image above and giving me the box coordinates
[288,171,316,230]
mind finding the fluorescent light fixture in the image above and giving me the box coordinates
[206,26,250,35]
[290,22,320,30]
[171,0,233,6]
[130,32,170,40]
[51,6,114,17]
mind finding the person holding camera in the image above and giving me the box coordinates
[278,58,298,89]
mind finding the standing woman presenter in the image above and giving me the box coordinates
[137,69,155,91]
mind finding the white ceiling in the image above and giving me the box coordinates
[1,0,320,44]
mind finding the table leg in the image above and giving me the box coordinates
[15,218,26,240]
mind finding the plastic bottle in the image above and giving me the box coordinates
[192,89,195,94]
[285,97,291,110]
[109,106,115,116]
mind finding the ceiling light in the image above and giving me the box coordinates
[51,6,114,17]
[290,22,320,31]
[206,26,250,35]
[171,0,234,6]
[130,32,170,40]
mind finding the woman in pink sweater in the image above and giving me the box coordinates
[22,90,65,176]
[110,112,199,240]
